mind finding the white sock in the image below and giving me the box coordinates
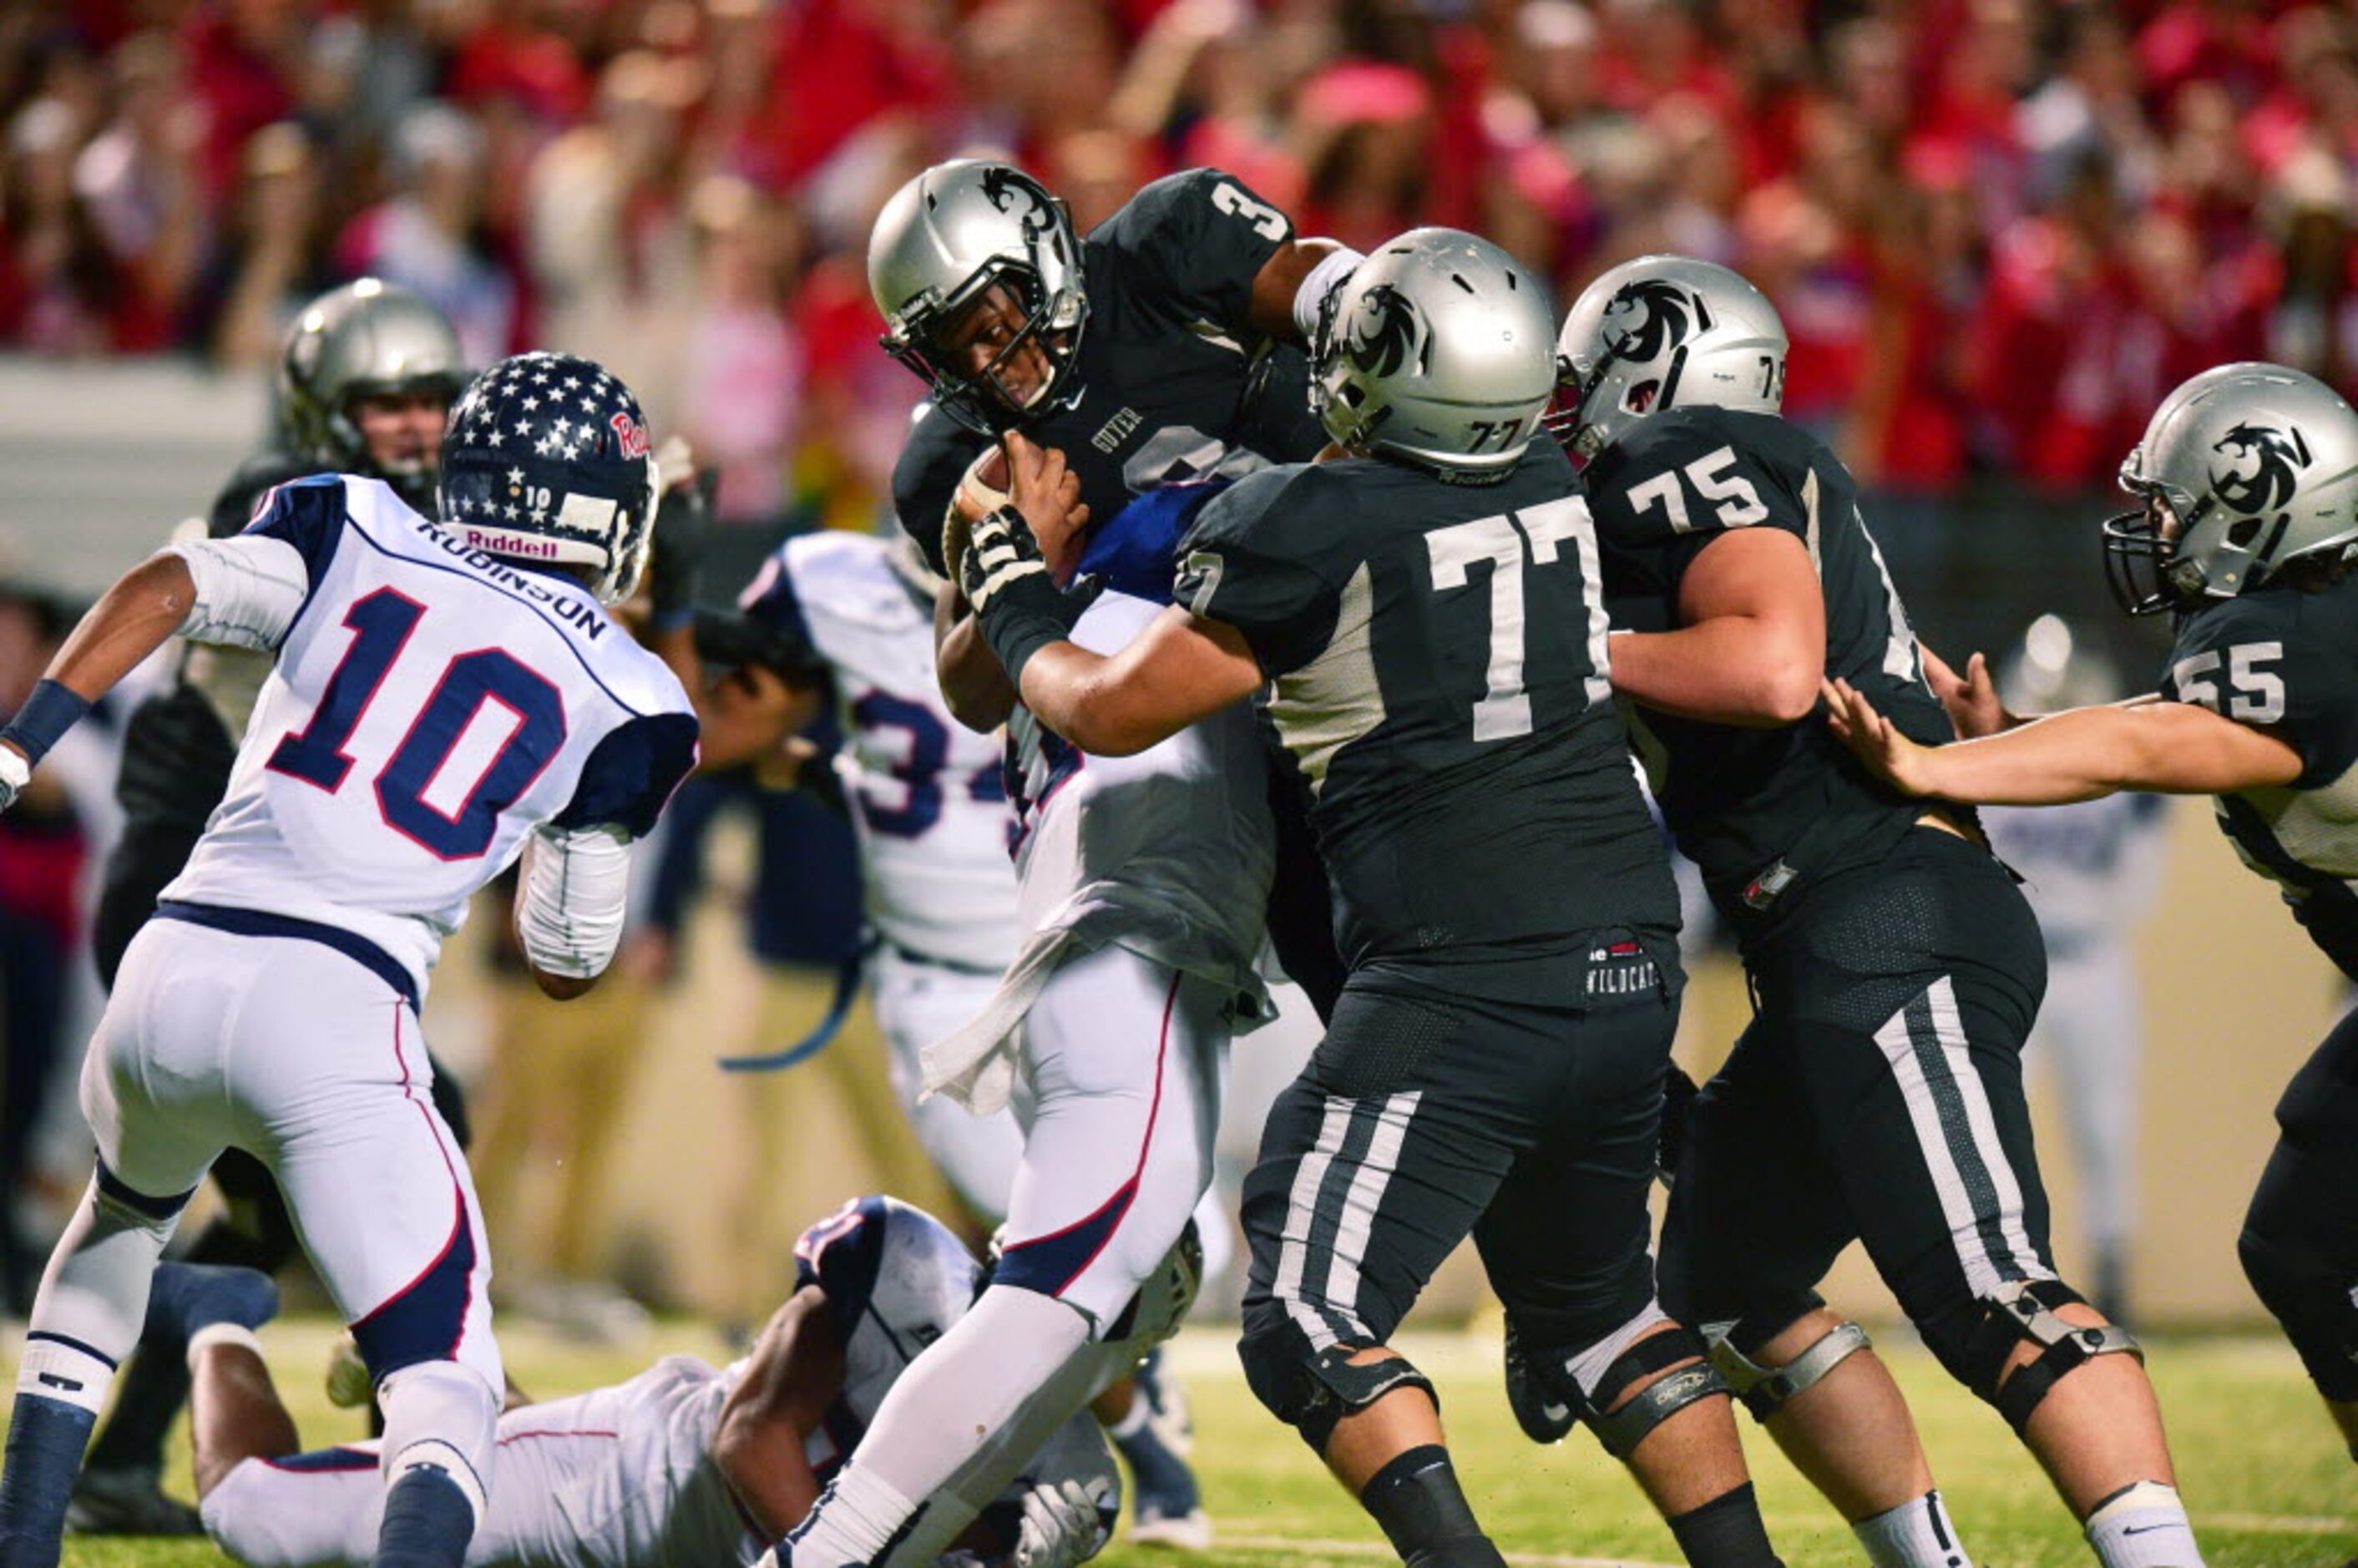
[2084,1480,2204,1568]
[788,1285,1096,1566]
[13,1338,115,1419]
[186,1323,264,1367]
[784,1463,919,1564]
[1854,1490,1970,1568]
[377,1360,499,1522]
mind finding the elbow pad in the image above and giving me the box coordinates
[517,822,634,979]
[164,535,309,650]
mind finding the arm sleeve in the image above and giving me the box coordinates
[161,535,310,650]
[1099,168,1293,332]
[2161,597,2358,787]
[515,820,633,979]
[1171,469,1343,678]
[554,711,701,837]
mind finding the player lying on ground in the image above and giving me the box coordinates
[0,352,697,1568]
[1827,359,2358,1480]
[1557,255,2201,1568]
[171,1198,1123,1568]
[963,228,1784,1568]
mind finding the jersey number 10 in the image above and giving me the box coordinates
[1424,493,1613,742]
[267,588,569,859]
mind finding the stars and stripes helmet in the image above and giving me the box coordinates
[438,352,659,605]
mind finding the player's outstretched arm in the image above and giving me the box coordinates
[514,822,635,999]
[1824,677,2303,804]
[1607,529,1828,726]
[2,553,210,809]
[711,1284,846,1541]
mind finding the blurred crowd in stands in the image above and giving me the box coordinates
[8,0,2358,522]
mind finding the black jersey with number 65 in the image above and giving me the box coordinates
[1174,440,1679,979]
[2158,582,2358,979]
[1584,407,1958,909]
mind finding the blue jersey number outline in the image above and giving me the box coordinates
[268,587,569,859]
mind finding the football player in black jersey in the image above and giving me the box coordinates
[1830,360,2358,1482]
[873,156,1357,1019]
[59,280,471,1540]
[960,229,1784,1568]
[1561,256,2205,1568]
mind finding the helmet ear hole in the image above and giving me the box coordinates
[2227,515,2264,549]
[1627,381,1660,414]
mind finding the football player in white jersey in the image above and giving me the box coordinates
[699,530,1027,1225]
[183,1196,1140,1568]
[691,529,1222,1545]
[0,352,697,1568]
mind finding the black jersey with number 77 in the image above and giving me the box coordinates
[1583,407,1957,908]
[1173,440,1679,984]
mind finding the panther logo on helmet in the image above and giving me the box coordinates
[1602,279,1703,365]
[1343,284,1422,380]
[2209,422,2310,514]
[979,164,1045,222]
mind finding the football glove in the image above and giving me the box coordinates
[1012,1474,1117,1568]
[646,451,716,631]
[0,743,26,814]
[1503,1317,1576,1444]
[961,503,1054,614]
[1658,1063,1700,1188]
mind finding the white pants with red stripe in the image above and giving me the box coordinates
[994,942,1232,1333]
[83,918,502,1396]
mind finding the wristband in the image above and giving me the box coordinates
[975,574,1085,688]
[0,679,92,766]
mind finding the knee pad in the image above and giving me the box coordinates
[1237,1328,1438,1455]
[1703,1318,1871,1424]
[1959,1279,2143,1434]
[1568,1326,1730,1461]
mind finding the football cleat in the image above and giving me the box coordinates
[64,1468,204,1537]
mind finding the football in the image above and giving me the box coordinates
[944,443,1011,580]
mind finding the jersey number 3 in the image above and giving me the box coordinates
[1425,494,1612,742]
[267,588,569,859]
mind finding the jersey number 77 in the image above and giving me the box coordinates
[1424,493,1613,741]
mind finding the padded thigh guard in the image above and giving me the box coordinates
[1961,1279,2142,1434]
[1237,1338,1440,1455]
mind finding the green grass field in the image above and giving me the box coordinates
[9,1319,2352,1568]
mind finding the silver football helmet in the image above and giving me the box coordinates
[280,278,467,506]
[1552,255,1788,459]
[2107,361,2358,615]
[1312,227,1557,477]
[868,159,1087,436]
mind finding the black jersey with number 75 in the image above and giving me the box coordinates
[1173,439,1679,979]
[1582,406,1957,906]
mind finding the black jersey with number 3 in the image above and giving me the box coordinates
[2159,582,2358,979]
[1173,441,1678,980]
[1584,407,1956,907]
[894,168,1328,573]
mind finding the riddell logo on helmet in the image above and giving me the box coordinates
[470,529,556,558]
[610,412,651,458]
